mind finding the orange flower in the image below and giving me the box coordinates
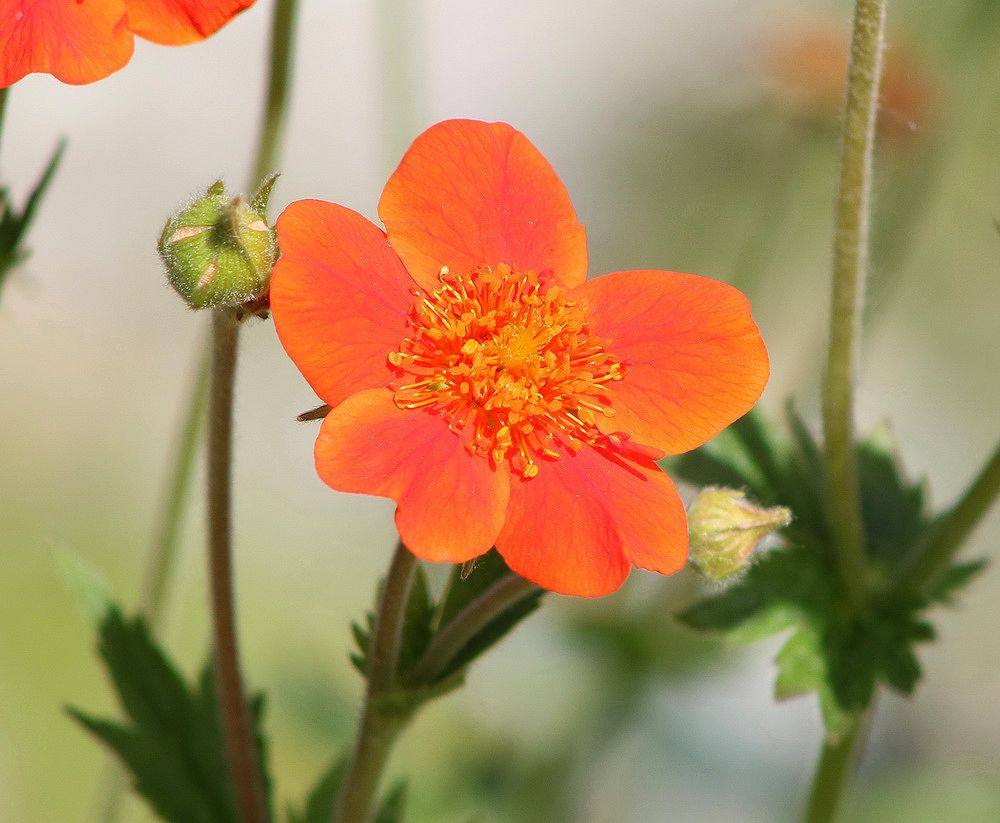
[0,0,255,87]
[271,119,769,597]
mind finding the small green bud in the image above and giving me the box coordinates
[158,176,277,310]
[689,488,791,582]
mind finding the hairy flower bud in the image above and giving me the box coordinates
[158,176,277,310]
[689,488,791,581]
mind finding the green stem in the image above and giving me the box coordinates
[900,441,1000,599]
[803,711,870,823]
[334,544,418,823]
[410,574,541,684]
[250,0,299,188]
[822,0,886,609]
[208,309,269,823]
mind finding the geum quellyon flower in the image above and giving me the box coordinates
[271,119,769,597]
[0,0,255,87]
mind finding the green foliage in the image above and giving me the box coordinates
[673,407,986,736]
[0,140,65,294]
[69,608,272,823]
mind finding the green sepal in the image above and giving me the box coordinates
[395,565,434,682]
[68,608,273,823]
[158,179,276,310]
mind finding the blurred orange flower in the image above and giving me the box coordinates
[271,119,769,597]
[763,24,935,142]
[1,0,256,87]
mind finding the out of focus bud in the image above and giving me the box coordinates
[158,176,277,310]
[689,488,791,582]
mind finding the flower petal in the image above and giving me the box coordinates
[1,0,133,87]
[271,200,418,408]
[125,0,255,45]
[495,446,687,597]
[378,119,587,292]
[575,269,770,455]
[315,389,510,563]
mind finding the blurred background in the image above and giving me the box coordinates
[2,0,999,820]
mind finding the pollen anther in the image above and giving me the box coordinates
[388,264,627,478]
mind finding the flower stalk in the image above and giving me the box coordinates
[208,307,269,823]
[822,0,886,609]
[334,543,418,823]
[803,710,870,823]
[808,0,887,817]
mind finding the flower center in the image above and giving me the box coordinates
[388,264,627,478]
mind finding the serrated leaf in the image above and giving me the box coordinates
[678,549,825,636]
[927,559,987,604]
[858,430,928,563]
[69,608,272,823]
[774,627,825,700]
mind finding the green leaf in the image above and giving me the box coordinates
[773,626,854,740]
[69,608,272,823]
[774,627,825,701]
[668,448,752,492]
[287,755,348,823]
[927,559,987,605]
[857,428,929,563]
[0,140,66,289]
[350,610,376,676]
[678,549,825,636]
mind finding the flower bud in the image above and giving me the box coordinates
[688,488,791,582]
[158,176,277,310]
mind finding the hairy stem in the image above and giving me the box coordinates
[209,308,268,823]
[410,574,540,684]
[822,0,886,608]
[900,441,1000,599]
[804,711,870,823]
[251,0,299,188]
[334,544,418,823]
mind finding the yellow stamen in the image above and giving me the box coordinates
[388,264,627,478]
